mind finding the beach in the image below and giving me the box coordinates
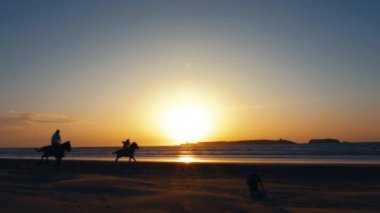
[0,159,379,213]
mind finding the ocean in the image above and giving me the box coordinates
[1,142,380,164]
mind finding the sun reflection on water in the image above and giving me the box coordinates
[177,156,195,163]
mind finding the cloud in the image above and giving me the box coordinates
[0,111,81,127]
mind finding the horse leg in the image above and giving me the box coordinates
[132,156,137,162]
[56,158,61,167]
[115,156,119,162]
[128,156,132,163]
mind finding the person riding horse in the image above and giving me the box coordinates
[113,139,140,162]
[34,130,71,166]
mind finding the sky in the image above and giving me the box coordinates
[1,0,379,147]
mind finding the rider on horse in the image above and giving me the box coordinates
[35,130,71,166]
[113,138,139,162]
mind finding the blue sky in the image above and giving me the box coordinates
[1,0,379,146]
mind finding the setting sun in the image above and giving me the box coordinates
[163,104,212,143]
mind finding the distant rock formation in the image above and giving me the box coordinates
[309,138,341,144]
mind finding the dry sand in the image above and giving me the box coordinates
[0,159,379,212]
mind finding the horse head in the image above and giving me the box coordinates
[130,142,140,150]
[62,141,71,152]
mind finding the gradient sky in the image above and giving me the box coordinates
[1,0,379,147]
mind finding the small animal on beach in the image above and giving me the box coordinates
[34,141,71,166]
[113,141,140,163]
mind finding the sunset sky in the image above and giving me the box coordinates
[1,0,379,147]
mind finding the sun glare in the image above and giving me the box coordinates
[164,104,211,143]
[178,156,195,163]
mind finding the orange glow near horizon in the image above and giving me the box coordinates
[0,90,379,147]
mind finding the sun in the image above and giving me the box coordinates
[164,104,211,143]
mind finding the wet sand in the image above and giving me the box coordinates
[0,159,379,212]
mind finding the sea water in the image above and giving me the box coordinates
[1,143,380,164]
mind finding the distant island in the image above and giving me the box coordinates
[180,138,380,147]
[309,138,341,144]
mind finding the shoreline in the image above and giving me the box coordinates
[1,156,380,166]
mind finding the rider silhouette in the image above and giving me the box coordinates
[122,139,130,150]
[51,129,61,152]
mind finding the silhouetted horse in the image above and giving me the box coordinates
[113,142,139,163]
[34,141,71,166]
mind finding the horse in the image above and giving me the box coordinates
[113,142,140,163]
[34,141,71,166]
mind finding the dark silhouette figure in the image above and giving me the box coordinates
[34,141,71,166]
[113,142,139,163]
[247,170,266,198]
[51,129,62,152]
[122,139,130,150]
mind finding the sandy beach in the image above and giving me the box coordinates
[0,159,379,213]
